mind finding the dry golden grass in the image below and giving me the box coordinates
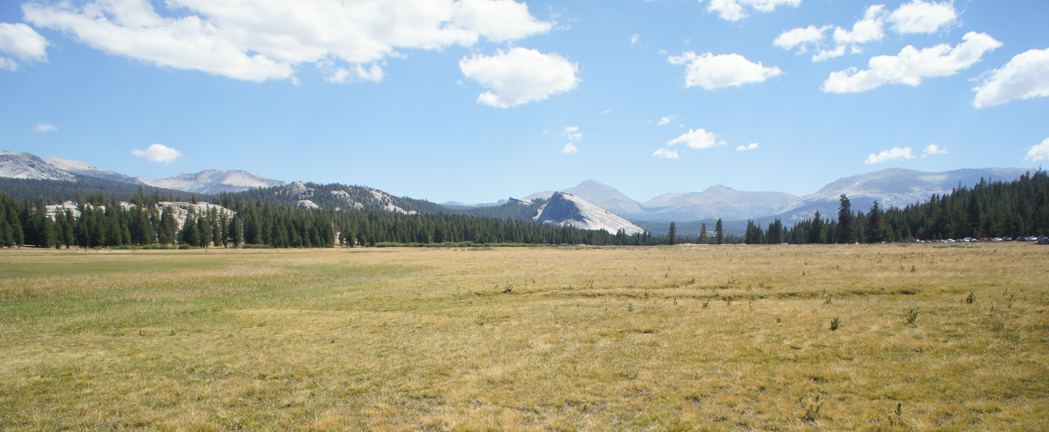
[1,243,1047,431]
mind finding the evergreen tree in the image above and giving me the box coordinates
[836,194,853,244]
[698,223,707,244]
[228,214,243,247]
[668,222,677,245]
[866,201,884,243]
[715,218,724,245]
[808,211,823,244]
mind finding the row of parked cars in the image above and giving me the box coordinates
[918,236,1049,244]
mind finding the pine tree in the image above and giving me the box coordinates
[715,218,724,245]
[836,194,853,244]
[228,214,243,247]
[809,210,823,244]
[699,223,707,244]
[668,222,677,245]
[866,201,884,243]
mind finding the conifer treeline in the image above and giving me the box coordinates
[3,170,1047,248]
[736,170,1049,244]
[0,191,665,249]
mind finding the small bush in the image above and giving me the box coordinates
[830,317,840,331]
[966,292,976,304]
[906,309,919,325]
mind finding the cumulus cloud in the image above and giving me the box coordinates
[33,122,57,132]
[973,47,1049,108]
[1025,138,1049,162]
[922,144,948,156]
[656,116,674,126]
[132,143,184,164]
[668,52,782,89]
[805,4,887,61]
[0,22,50,71]
[652,148,680,159]
[562,143,578,154]
[823,32,1001,93]
[460,47,579,108]
[888,0,957,35]
[736,142,759,151]
[702,0,801,22]
[783,2,955,63]
[668,128,725,150]
[833,5,887,46]
[865,146,914,164]
[773,25,829,53]
[630,34,640,45]
[23,0,552,83]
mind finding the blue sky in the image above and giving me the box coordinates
[1,0,1047,204]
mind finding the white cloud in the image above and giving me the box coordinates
[668,128,725,150]
[450,0,553,42]
[630,34,640,45]
[318,60,385,83]
[774,25,829,53]
[973,47,1049,108]
[652,148,680,159]
[803,4,887,62]
[922,144,948,156]
[0,22,50,71]
[736,142,759,151]
[812,45,847,62]
[656,116,674,126]
[781,2,958,63]
[1025,138,1049,162]
[562,143,578,154]
[132,143,184,164]
[702,0,801,22]
[833,5,887,46]
[560,126,582,142]
[33,122,57,132]
[23,0,552,83]
[865,146,914,164]
[823,32,1001,94]
[460,47,579,108]
[888,0,957,35]
[668,52,782,89]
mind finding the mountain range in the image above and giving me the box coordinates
[0,149,1035,235]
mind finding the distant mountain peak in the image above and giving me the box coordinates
[535,192,645,235]
[0,151,76,182]
[143,169,285,195]
[774,167,1032,221]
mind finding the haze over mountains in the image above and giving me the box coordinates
[0,149,1034,229]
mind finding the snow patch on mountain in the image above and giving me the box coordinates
[535,192,645,235]
[0,151,76,181]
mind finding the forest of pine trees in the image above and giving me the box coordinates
[736,170,1049,245]
[0,189,665,249]
[2,170,1047,249]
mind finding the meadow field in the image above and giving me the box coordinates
[0,243,1046,431]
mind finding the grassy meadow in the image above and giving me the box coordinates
[1,243,1047,431]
